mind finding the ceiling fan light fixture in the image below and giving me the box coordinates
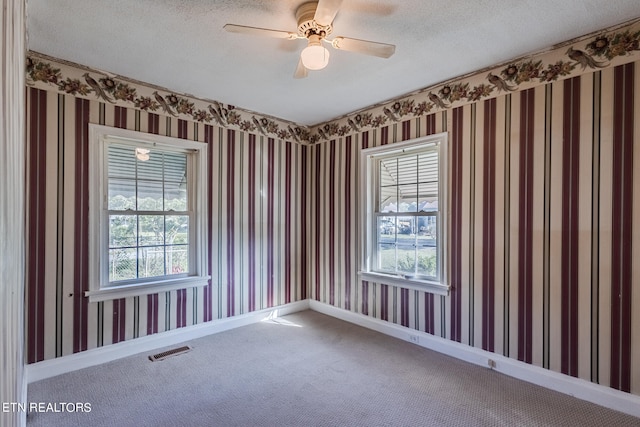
[301,35,330,70]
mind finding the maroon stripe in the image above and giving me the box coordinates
[482,98,497,352]
[114,106,127,129]
[450,107,463,342]
[204,125,214,322]
[267,138,275,307]
[426,113,436,135]
[314,144,321,301]
[402,120,411,141]
[328,139,336,305]
[361,132,369,314]
[285,142,292,304]
[27,88,47,363]
[611,63,634,392]
[120,298,127,341]
[362,282,369,315]
[148,113,159,135]
[180,290,187,326]
[120,299,126,341]
[146,294,158,335]
[344,136,352,310]
[178,119,187,139]
[26,88,37,363]
[248,134,256,311]
[112,298,125,343]
[112,300,119,343]
[37,89,47,361]
[400,288,409,327]
[73,98,90,353]
[380,284,388,321]
[147,295,154,335]
[425,293,435,334]
[560,77,580,377]
[517,89,535,363]
[381,126,389,145]
[300,145,308,300]
[226,130,236,316]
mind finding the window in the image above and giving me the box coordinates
[87,125,209,302]
[359,133,449,295]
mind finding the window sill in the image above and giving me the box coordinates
[358,271,450,296]
[85,275,211,302]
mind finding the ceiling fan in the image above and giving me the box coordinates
[224,0,396,78]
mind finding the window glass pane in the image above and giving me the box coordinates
[418,151,438,183]
[163,151,187,184]
[396,216,415,236]
[166,215,189,244]
[109,215,137,248]
[377,216,396,243]
[139,215,164,247]
[398,184,418,212]
[396,216,416,274]
[138,246,165,278]
[396,250,416,274]
[138,180,163,211]
[417,246,437,277]
[108,178,136,211]
[418,183,438,212]
[377,242,396,272]
[167,245,189,275]
[396,154,418,185]
[108,145,136,179]
[379,186,397,212]
[165,183,187,211]
[109,248,137,282]
[137,150,164,181]
[417,215,437,277]
[379,157,398,187]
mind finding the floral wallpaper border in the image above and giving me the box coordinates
[309,18,640,143]
[26,52,311,143]
[27,18,640,145]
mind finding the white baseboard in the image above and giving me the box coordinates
[27,300,309,384]
[308,300,640,419]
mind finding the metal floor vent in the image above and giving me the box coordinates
[149,345,191,362]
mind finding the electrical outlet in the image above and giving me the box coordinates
[409,334,419,344]
[488,359,496,369]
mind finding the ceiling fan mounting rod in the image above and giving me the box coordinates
[296,1,332,38]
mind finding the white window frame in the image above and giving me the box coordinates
[359,132,449,295]
[86,124,210,303]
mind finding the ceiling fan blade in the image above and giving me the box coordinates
[314,0,344,27]
[330,36,396,58]
[294,58,308,79]
[224,24,298,40]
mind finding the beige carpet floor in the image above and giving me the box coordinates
[27,310,640,426]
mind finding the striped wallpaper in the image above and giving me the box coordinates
[25,90,307,362]
[309,61,640,395]
[23,45,639,400]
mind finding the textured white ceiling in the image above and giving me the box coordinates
[27,0,640,126]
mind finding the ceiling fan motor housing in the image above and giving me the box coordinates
[296,1,332,38]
